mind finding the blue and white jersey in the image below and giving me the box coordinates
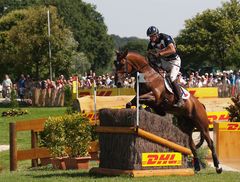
[147,33,178,59]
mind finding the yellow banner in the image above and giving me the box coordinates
[142,152,182,167]
[76,87,219,98]
[207,111,229,129]
[218,122,240,131]
[77,88,135,97]
[187,87,218,98]
[72,81,77,94]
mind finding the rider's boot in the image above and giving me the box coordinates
[171,80,184,107]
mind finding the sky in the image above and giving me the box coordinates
[82,0,229,39]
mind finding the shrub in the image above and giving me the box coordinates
[40,113,92,158]
[40,116,66,157]
[225,94,240,122]
[64,114,92,157]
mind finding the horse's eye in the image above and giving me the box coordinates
[114,60,120,67]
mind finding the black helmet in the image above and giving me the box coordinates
[146,26,159,36]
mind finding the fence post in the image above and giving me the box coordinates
[10,123,17,171]
[31,130,38,167]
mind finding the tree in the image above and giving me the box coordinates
[0,0,114,74]
[176,0,240,71]
[0,6,79,80]
[120,39,148,56]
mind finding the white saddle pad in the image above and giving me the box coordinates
[164,79,190,100]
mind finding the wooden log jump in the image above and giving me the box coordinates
[90,108,194,177]
[96,126,192,155]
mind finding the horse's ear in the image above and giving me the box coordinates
[123,49,128,58]
[115,50,120,55]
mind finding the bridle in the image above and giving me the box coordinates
[115,57,148,78]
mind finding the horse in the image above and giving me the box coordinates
[114,50,222,173]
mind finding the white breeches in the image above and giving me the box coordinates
[161,56,181,82]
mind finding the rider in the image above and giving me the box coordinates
[146,26,184,107]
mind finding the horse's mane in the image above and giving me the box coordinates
[127,51,148,64]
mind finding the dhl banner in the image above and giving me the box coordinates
[77,87,218,98]
[207,111,229,129]
[78,88,135,97]
[142,152,182,167]
[218,122,240,131]
[186,87,218,98]
[82,111,229,128]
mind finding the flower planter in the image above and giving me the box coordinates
[40,157,51,166]
[89,152,99,160]
[64,156,91,170]
[51,157,67,170]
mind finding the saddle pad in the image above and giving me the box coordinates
[164,79,190,100]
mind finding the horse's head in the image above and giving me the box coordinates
[114,49,133,87]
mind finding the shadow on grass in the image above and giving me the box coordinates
[24,166,120,179]
[25,171,124,180]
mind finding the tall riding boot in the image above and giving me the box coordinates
[171,81,184,107]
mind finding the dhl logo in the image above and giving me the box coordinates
[219,122,240,131]
[79,91,113,97]
[142,152,182,167]
[187,88,218,98]
[82,112,99,121]
[207,111,229,129]
[188,90,198,98]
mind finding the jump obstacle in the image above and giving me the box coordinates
[90,109,194,177]
[214,121,240,170]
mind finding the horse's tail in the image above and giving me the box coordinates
[195,132,205,149]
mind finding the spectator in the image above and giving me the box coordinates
[24,75,33,99]
[18,74,25,100]
[56,75,65,90]
[2,74,12,98]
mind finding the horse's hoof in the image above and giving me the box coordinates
[216,167,222,174]
[126,102,132,108]
[158,111,166,116]
[144,106,152,112]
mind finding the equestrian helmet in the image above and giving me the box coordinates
[146,26,159,36]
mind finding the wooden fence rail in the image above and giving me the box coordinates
[9,118,99,171]
[9,118,50,171]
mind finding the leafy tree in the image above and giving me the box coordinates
[120,39,148,56]
[0,0,114,74]
[0,6,79,80]
[176,0,240,71]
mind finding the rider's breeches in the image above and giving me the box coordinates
[161,56,181,82]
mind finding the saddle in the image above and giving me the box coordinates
[147,55,190,100]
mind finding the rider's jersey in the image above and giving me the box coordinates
[147,33,178,59]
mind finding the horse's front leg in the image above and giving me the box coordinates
[139,91,155,101]
[126,96,137,108]
[126,92,155,109]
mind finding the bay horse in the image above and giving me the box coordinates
[114,50,222,173]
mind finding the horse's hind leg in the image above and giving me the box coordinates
[202,129,222,174]
[188,132,201,172]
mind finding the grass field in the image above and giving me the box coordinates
[1,106,240,181]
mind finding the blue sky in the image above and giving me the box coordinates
[83,0,229,38]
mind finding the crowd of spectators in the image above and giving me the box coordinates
[0,69,240,100]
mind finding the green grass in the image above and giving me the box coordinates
[1,107,240,181]
[0,167,240,182]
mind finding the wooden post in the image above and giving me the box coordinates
[10,123,17,171]
[31,130,38,167]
